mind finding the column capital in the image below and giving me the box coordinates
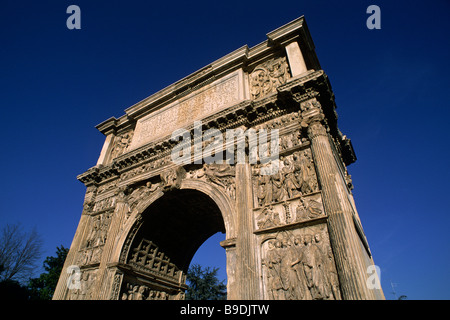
[307,121,328,140]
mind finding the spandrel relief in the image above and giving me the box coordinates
[186,163,236,200]
[260,226,341,300]
[126,181,160,214]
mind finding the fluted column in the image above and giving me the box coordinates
[307,121,376,299]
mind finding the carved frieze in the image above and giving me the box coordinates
[260,226,341,300]
[254,193,324,231]
[92,196,116,212]
[250,56,290,100]
[120,281,183,300]
[96,180,117,195]
[119,157,170,182]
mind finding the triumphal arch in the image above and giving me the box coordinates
[54,17,384,300]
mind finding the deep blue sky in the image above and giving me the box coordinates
[1,0,449,300]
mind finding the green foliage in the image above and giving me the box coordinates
[27,245,69,300]
[185,264,227,300]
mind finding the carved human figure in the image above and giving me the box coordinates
[78,272,90,300]
[257,173,273,206]
[306,199,323,219]
[282,157,300,198]
[197,164,225,189]
[134,285,147,300]
[276,240,292,300]
[322,235,341,300]
[250,69,271,99]
[161,169,178,189]
[86,216,101,248]
[257,205,281,229]
[295,198,323,222]
[271,170,285,203]
[268,58,288,87]
[295,198,309,222]
[289,237,311,300]
[300,234,332,300]
[294,151,317,194]
[262,240,283,299]
[110,132,133,160]
[127,181,159,212]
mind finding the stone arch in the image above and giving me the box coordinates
[110,178,236,300]
[113,178,236,264]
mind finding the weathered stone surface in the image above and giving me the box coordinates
[54,16,384,300]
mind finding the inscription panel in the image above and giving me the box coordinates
[130,69,246,150]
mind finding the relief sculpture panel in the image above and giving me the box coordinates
[130,70,244,150]
[67,269,98,300]
[260,226,341,300]
[77,211,113,266]
[250,56,291,100]
[109,131,134,161]
[120,281,183,300]
[186,163,236,201]
[254,193,324,231]
[253,149,319,208]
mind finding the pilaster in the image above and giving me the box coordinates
[234,163,260,299]
[92,188,130,299]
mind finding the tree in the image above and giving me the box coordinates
[28,245,69,300]
[185,264,226,300]
[0,224,43,283]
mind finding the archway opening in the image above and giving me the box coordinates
[120,188,226,300]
